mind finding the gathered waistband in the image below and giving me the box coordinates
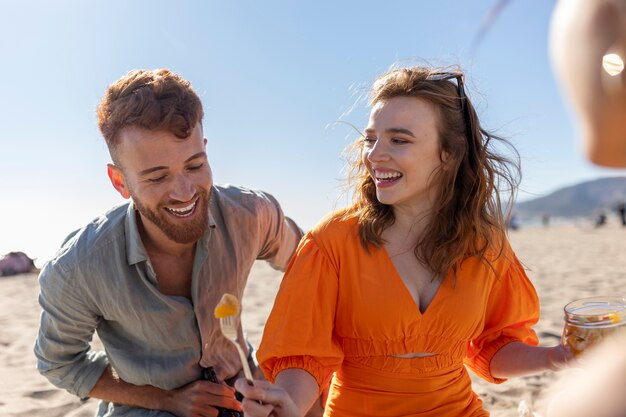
[325,360,486,417]
[335,359,466,393]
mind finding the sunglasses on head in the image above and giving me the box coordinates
[425,72,475,148]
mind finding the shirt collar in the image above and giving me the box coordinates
[125,201,148,266]
[207,187,217,230]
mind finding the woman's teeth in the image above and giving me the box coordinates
[375,171,402,180]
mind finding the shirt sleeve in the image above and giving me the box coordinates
[463,252,540,384]
[254,190,304,271]
[33,261,109,399]
[257,233,343,391]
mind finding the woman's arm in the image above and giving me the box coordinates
[235,369,320,417]
[490,341,574,379]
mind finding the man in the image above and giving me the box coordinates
[34,69,303,416]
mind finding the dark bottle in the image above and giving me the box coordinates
[202,367,243,417]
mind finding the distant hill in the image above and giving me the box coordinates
[515,177,626,219]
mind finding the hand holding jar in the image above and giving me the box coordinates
[562,296,626,357]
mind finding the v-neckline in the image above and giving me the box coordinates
[380,245,446,317]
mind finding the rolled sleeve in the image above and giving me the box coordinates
[34,262,109,399]
[264,355,334,392]
[255,191,303,271]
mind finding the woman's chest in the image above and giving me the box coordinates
[333,252,493,342]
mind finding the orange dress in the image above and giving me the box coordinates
[257,216,539,417]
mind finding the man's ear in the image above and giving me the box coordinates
[107,164,131,199]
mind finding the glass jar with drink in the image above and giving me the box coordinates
[562,296,626,356]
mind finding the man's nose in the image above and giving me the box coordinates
[169,174,195,202]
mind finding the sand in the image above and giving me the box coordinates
[1,221,625,417]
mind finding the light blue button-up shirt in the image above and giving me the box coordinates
[34,184,303,416]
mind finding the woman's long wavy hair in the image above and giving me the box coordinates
[341,66,521,278]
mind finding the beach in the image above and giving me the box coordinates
[1,222,625,417]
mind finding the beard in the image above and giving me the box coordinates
[133,188,211,244]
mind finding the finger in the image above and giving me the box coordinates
[557,344,575,364]
[191,391,242,412]
[196,380,236,395]
[241,397,276,417]
[187,403,218,417]
[234,378,262,397]
[564,345,575,361]
[235,378,294,406]
[234,378,277,395]
[192,381,242,410]
[203,394,243,412]
[253,384,293,406]
[197,406,219,417]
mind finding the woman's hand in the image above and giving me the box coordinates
[491,341,576,378]
[234,379,300,417]
[546,343,576,371]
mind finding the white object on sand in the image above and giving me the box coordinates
[518,400,543,417]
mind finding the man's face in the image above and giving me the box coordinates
[110,123,213,245]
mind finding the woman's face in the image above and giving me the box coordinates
[362,96,447,213]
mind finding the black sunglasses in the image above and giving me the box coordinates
[425,72,476,150]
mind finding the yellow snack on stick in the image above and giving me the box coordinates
[214,293,240,318]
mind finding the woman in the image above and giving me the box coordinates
[236,66,572,417]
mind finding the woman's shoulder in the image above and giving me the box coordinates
[304,208,362,254]
[460,230,518,276]
[309,208,358,236]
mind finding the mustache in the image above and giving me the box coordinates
[160,189,209,206]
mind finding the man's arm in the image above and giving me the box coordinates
[90,365,241,416]
[255,190,304,271]
[34,262,241,416]
[34,262,110,398]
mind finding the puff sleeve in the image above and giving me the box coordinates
[257,232,343,391]
[464,252,540,383]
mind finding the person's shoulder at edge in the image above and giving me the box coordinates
[44,202,131,275]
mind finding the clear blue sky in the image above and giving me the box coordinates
[1,0,624,265]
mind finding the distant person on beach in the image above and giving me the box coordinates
[508,213,520,231]
[617,201,626,226]
[234,66,573,417]
[595,210,608,228]
[548,2,626,417]
[33,69,304,417]
[0,251,37,277]
[542,213,550,228]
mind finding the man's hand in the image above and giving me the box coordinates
[163,379,243,417]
